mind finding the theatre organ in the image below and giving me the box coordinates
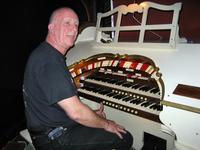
[66,1,200,150]
[69,53,164,123]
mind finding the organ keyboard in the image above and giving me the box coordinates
[69,53,163,123]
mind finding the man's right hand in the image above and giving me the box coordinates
[104,120,127,139]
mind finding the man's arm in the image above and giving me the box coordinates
[58,96,126,139]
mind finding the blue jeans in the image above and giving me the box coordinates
[30,124,133,150]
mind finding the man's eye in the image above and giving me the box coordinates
[74,24,78,27]
[65,21,70,25]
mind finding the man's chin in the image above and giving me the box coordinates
[65,42,74,49]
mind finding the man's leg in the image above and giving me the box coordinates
[30,124,133,150]
[62,124,133,150]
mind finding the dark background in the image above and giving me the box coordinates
[0,0,200,148]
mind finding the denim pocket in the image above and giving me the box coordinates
[52,129,70,146]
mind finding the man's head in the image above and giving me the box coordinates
[46,7,79,54]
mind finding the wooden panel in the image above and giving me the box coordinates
[173,84,200,100]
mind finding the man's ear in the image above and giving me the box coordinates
[48,24,54,32]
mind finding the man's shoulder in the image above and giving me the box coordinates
[30,42,52,58]
[26,42,49,66]
[28,41,63,67]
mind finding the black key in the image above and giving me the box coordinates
[131,83,142,89]
[113,94,126,99]
[98,90,111,95]
[122,97,134,102]
[149,103,158,110]
[106,92,117,97]
[141,101,153,107]
[106,78,119,84]
[130,98,140,104]
[115,80,126,85]
[92,87,103,92]
[150,87,159,94]
[122,82,133,87]
[135,99,145,105]
[139,86,151,91]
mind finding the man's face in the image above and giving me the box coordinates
[51,10,79,49]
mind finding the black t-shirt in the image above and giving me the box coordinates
[23,41,78,130]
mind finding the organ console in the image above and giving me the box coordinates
[69,53,163,123]
[66,1,200,150]
[68,53,176,150]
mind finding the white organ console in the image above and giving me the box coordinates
[66,1,200,150]
[69,53,163,123]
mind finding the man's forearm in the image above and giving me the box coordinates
[72,102,109,129]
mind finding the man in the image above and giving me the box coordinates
[23,7,133,150]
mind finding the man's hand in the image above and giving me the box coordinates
[95,102,106,118]
[95,103,126,139]
[104,120,127,139]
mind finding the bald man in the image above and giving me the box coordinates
[23,7,133,150]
